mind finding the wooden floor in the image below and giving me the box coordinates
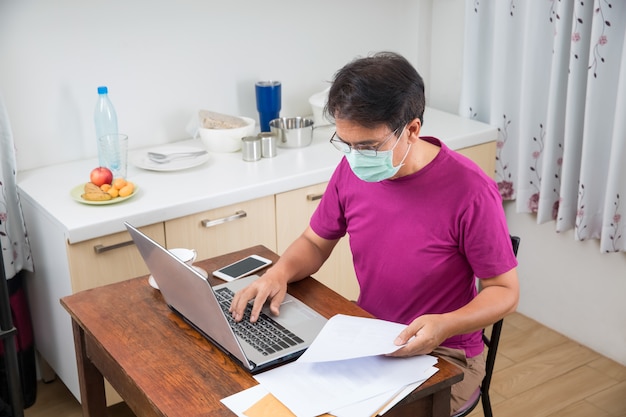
[23,312,626,417]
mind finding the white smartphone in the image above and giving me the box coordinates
[212,254,273,282]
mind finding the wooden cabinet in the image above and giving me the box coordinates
[67,223,165,292]
[276,183,359,301]
[165,196,277,261]
[66,197,275,295]
[457,141,497,179]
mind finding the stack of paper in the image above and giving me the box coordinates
[222,315,440,417]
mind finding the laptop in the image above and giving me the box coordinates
[125,222,327,374]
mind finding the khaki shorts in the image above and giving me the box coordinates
[431,346,486,415]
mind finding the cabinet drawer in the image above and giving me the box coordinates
[456,141,496,179]
[66,222,165,293]
[165,195,276,261]
[276,183,359,301]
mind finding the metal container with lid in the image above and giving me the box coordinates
[258,132,277,158]
[241,136,262,161]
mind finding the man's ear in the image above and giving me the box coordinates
[406,118,422,142]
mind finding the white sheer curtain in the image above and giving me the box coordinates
[460,0,626,253]
[0,93,33,279]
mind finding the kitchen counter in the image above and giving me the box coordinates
[17,107,497,244]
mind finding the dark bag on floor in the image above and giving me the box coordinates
[0,272,37,412]
[0,398,11,417]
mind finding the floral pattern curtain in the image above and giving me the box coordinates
[460,0,626,253]
[0,93,33,279]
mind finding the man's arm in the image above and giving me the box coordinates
[390,268,519,356]
[229,226,338,322]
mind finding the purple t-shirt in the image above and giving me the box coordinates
[310,137,518,357]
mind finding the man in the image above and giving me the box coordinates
[230,51,519,414]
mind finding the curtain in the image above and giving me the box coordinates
[0,93,34,279]
[460,0,626,253]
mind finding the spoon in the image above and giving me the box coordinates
[147,150,208,163]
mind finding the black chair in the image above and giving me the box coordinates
[452,235,520,417]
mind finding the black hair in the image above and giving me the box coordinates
[325,51,425,131]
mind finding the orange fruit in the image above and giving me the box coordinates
[100,184,112,192]
[112,178,127,190]
[107,187,119,198]
[119,182,134,197]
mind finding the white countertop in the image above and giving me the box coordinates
[17,107,497,244]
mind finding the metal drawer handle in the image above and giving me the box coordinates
[93,240,135,254]
[201,210,247,228]
[306,193,324,201]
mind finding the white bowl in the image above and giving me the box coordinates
[308,88,333,126]
[198,116,256,153]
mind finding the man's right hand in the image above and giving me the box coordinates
[229,227,336,323]
[229,271,288,323]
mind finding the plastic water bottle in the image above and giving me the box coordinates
[94,86,118,166]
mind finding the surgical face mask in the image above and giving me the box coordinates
[346,130,411,182]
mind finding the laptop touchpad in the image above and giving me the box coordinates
[269,300,318,327]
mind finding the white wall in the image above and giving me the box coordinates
[429,1,626,366]
[0,0,427,171]
[504,203,626,367]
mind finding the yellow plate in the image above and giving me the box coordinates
[70,183,137,205]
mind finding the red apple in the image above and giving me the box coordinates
[89,167,113,187]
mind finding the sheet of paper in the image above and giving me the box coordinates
[330,366,438,417]
[244,393,295,417]
[377,366,439,415]
[221,384,268,417]
[222,365,439,417]
[223,315,440,417]
[330,387,400,417]
[243,393,334,417]
[297,314,408,363]
[254,354,438,417]
[222,385,336,417]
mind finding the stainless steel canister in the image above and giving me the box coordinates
[241,136,262,161]
[259,132,277,158]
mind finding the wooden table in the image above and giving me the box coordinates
[61,245,463,417]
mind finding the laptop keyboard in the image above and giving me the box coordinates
[215,287,305,356]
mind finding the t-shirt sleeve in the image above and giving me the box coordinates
[459,180,518,279]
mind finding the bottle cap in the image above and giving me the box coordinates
[97,86,108,94]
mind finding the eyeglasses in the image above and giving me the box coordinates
[329,126,404,157]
